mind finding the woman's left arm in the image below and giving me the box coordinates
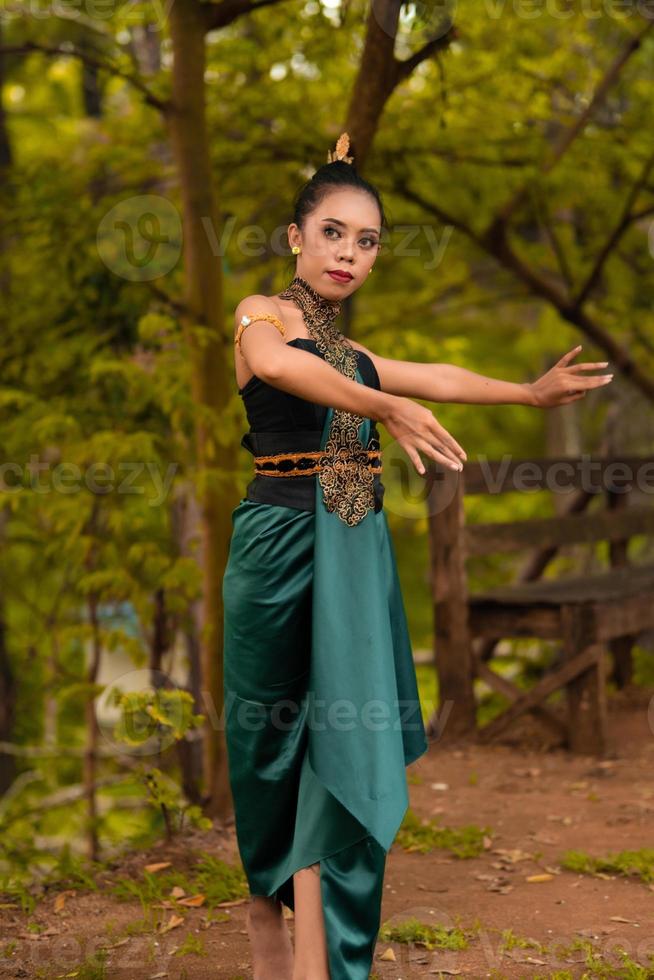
[350,341,614,408]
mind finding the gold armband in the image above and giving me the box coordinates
[235,312,286,356]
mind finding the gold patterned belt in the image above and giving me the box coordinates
[254,448,382,478]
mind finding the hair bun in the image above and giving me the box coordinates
[327,132,354,165]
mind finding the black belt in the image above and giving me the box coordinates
[253,448,382,478]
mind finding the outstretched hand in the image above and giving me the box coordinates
[527,345,614,408]
[382,397,466,476]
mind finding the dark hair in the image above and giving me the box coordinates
[291,156,388,236]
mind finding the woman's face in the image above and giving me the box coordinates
[287,188,381,300]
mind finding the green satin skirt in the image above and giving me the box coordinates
[223,400,428,979]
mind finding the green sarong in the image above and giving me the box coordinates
[223,376,428,978]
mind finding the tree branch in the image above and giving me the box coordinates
[391,176,485,246]
[490,19,654,229]
[202,0,289,32]
[575,150,654,306]
[0,42,170,113]
[394,22,458,85]
[390,175,654,403]
[535,192,576,292]
[630,204,654,221]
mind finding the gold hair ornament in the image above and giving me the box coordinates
[327,132,354,165]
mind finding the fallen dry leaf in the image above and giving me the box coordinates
[526,873,555,883]
[54,890,76,913]
[170,886,185,899]
[144,862,172,874]
[159,914,184,934]
[379,948,396,961]
[178,894,206,908]
[492,848,533,863]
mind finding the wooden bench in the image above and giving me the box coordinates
[423,455,654,755]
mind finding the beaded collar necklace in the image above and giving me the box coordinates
[277,274,376,526]
[278,274,341,328]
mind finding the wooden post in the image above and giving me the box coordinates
[425,465,476,740]
[561,605,608,756]
[607,488,634,688]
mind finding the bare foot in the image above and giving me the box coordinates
[246,895,294,980]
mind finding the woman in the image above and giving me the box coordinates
[223,133,613,980]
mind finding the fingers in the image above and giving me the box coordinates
[557,344,583,366]
[568,375,613,391]
[429,419,467,461]
[406,446,427,476]
[567,361,609,372]
[403,439,463,477]
[414,436,463,472]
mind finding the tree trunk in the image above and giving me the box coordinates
[171,488,204,805]
[165,0,237,819]
[0,600,16,795]
[0,26,16,796]
[344,0,402,169]
[85,593,101,861]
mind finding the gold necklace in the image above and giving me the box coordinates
[277,275,376,526]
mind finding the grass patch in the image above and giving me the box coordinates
[395,807,491,858]
[110,851,248,911]
[530,936,654,978]
[560,848,654,884]
[378,915,468,951]
[174,932,207,957]
[121,910,165,936]
[43,949,108,979]
[0,844,104,915]
[499,927,546,954]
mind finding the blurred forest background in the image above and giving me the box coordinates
[0,0,653,896]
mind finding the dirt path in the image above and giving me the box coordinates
[1,688,653,979]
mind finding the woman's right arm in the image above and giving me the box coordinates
[235,297,466,474]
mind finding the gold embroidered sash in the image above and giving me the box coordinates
[277,275,376,526]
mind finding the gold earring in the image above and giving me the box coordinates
[291,245,301,255]
[368,267,373,274]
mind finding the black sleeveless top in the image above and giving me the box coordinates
[239,337,385,513]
